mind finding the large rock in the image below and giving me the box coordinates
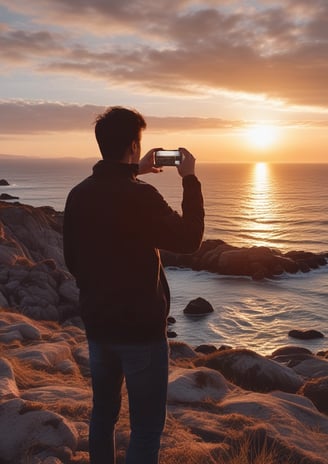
[183,297,214,315]
[168,366,236,403]
[10,341,73,371]
[288,329,324,340]
[289,356,328,379]
[0,179,10,186]
[299,376,328,414]
[0,358,19,399]
[0,398,77,463]
[195,348,304,393]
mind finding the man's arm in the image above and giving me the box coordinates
[145,148,205,253]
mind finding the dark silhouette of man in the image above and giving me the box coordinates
[63,106,204,464]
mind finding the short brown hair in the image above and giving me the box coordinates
[95,106,146,160]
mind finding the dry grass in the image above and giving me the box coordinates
[8,356,88,390]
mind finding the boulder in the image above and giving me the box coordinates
[288,329,324,340]
[72,345,90,376]
[0,179,10,186]
[299,376,328,414]
[10,341,73,371]
[289,356,328,379]
[183,297,214,315]
[168,366,235,403]
[195,348,304,393]
[0,358,19,399]
[195,344,218,355]
[271,346,313,357]
[0,398,77,463]
[0,321,42,343]
[169,341,198,361]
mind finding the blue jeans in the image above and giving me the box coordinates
[88,339,169,464]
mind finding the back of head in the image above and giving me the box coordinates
[95,106,146,161]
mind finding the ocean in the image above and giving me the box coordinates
[1,157,327,355]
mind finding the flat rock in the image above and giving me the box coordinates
[21,385,91,404]
[10,341,73,370]
[0,398,77,463]
[168,366,236,403]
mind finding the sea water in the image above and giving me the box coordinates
[1,157,327,355]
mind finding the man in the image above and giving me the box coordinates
[63,106,204,464]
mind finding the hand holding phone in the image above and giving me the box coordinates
[154,149,182,167]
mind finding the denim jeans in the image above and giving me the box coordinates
[87,338,169,464]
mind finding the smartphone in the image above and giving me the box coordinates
[154,150,182,167]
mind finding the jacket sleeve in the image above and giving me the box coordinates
[145,174,204,253]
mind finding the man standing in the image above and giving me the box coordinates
[63,106,204,464]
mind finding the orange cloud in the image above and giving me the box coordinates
[0,100,327,136]
[0,0,328,108]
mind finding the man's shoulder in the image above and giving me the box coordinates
[135,178,163,198]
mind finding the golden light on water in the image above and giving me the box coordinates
[246,162,277,247]
[254,162,268,189]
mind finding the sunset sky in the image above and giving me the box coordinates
[1,0,328,163]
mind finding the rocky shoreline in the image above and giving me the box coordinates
[161,239,328,280]
[1,200,328,463]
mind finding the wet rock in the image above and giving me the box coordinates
[0,179,10,186]
[183,297,214,315]
[0,193,19,200]
[288,329,324,340]
[161,239,327,279]
[195,344,218,355]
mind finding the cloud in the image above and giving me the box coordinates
[1,100,327,136]
[1,1,328,108]
[0,100,245,134]
[0,101,102,133]
[0,27,64,67]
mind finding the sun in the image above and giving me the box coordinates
[245,124,279,149]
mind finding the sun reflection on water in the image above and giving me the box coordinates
[243,163,277,247]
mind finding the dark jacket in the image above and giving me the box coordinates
[63,159,204,343]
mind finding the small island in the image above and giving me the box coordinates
[0,193,19,200]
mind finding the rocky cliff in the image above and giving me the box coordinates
[0,201,78,322]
